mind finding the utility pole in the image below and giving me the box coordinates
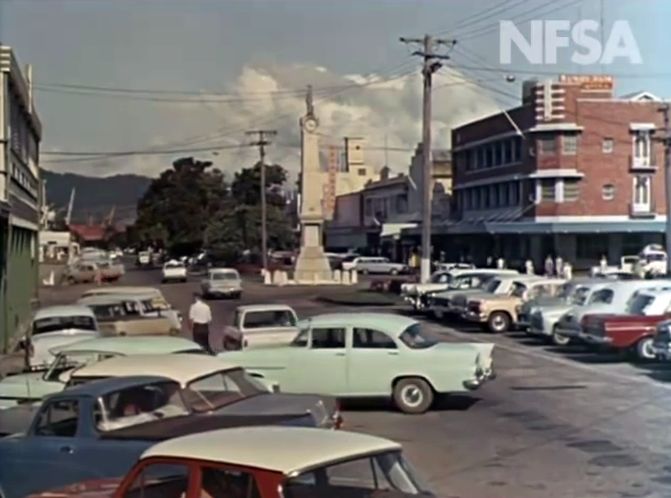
[246,129,277,273]
[400,34,456,283]
[659,104,671,274]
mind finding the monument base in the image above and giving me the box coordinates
[294,246,333,283]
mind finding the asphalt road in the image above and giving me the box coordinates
[40,267,671,498]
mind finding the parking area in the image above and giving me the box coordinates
[38,267,671,498]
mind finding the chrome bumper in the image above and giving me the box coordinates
[464,310,486,322]
[463,368,496,390]
[652,343,671,359]
[555,326,582,338]
[579,332,612,345]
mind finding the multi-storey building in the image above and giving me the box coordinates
[0,45,42,351]
[446,74,666,269]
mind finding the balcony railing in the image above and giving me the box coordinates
[630,155,657,171]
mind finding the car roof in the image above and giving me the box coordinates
[300,313,416,334]
[81,287,162,298]
[34,305,95,320]
[638,289,671,299]
[78,295,140,305]
[236,304,294,313]
[141,427,401,475]
[604,279,671,291]
[49,375,172,399]
[522,277,566,286]
[209,267,239,273]
[49,336,202,356]
[71,354,237,385]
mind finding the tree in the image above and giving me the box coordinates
[134,157,227,256]
[206,163,294,262]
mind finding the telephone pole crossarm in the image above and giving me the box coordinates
[246,129,278,273]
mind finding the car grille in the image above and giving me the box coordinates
[583,320,604,337]
[654,327,670,347]
[530,312,543,331]
[468,302,480,313]
[453,296,467,308]
[433,297,450,307]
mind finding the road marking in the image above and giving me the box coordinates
[427,321,671,391]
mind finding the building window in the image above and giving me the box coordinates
[513,137,522,162]
[494,142,502,166]
[564,179,580,202]
[540,179,555,201]
[470,150,477,170]
[477,148,484,169]
[500,183,509,206]
[473,188,481,209]
[602,138,614,154]
[503,140,512,164]
[485,146,493,168]
[633,130,652,162]
[509,182,519,205]
[602,184,615,201]
[538,137,557,155]
[490,185,498,207]
[562,135,579,155]
[365,198,373,216]
[632,175,652,211]
[357,168,367,176]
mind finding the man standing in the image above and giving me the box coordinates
[189,293,212,353]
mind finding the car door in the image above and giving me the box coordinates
[347,327,399,395]
[12,398,91,497]
[288,326,348,395]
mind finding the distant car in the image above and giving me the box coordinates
[0,376,318,498]
[222,313,495,414]
[5,305,101,376]
[342,256,408,275]
[62,260,122,284]
[580,290,671,360]
[555,280,671,345]
[136,251,151,267]
[27,427,434,498]
[201,268,242,299]
[161,260,188,283]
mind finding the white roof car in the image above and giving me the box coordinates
[33,305,95,321]
[70,353,236,386]
[141,426,400,475]
[236,303,294,314]
[81,286,163,299]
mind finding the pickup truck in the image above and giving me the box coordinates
[580,289,671,360]
[0,375,317,498]
[221,304,299,350]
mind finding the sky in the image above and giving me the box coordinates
[0,0,669,179]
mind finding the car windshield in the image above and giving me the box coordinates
[572,287,590,306]
[628,294,656,315]
[430,272,450,284]
[284,450,431,496]
[484,278,502,293]
[183,368,268,412]
[511,282,527,298]
[211,272,238,280]
[33,315,97,335]
[97,381,189,432]
[589,289,615,305]
[399,323,438,349]
[645,253,666,262]
[44,351,119,382]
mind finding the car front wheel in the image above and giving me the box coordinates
[551,326,571,346]
[393,377,434,414]
[487,311,510,333]
[636,337,655,361]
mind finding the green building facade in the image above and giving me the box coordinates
[0,46,42,352]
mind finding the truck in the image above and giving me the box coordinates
[222,304,299,350]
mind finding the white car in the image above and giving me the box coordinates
[161,260,188,283]
[342,256,407,275]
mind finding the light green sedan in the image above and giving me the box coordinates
[221,313,495,414]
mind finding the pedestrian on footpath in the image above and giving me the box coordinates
[544,255,554,276]
[189,293,212,353]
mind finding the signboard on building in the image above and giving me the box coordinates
[559,74,613,90]
[322,145,338,220]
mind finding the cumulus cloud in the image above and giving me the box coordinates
[48,63,502,179]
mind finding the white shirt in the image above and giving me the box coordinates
[189,300,212,324]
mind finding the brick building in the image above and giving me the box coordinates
[445,75,667,269]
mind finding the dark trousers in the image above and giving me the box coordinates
[192,323,212,353]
